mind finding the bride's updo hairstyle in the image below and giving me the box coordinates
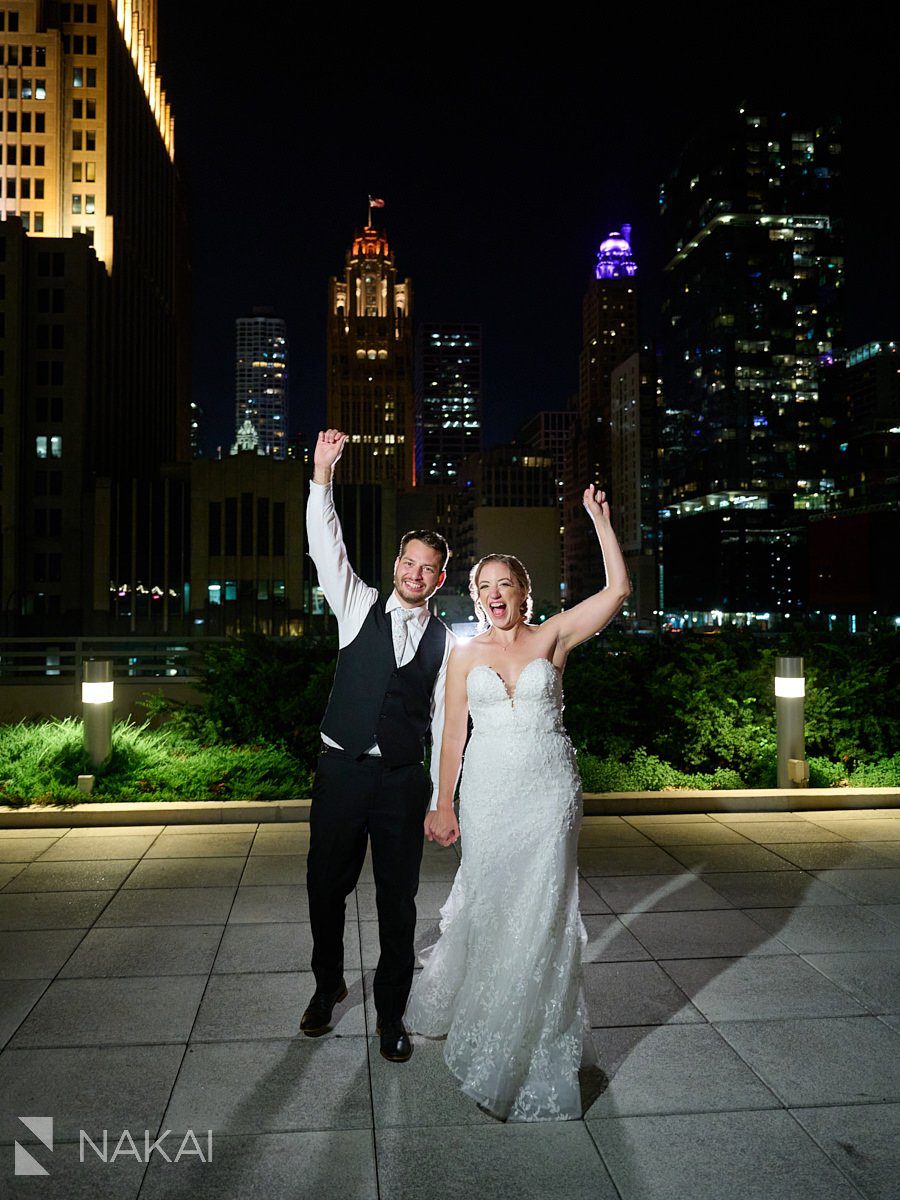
[469,554,533,626]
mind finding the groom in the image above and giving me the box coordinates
[302,429,454,1062]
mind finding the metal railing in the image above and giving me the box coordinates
[0,638,225,682]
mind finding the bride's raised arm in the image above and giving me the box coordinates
[548,485,631,656]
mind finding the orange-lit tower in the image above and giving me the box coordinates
[327,205,414,485]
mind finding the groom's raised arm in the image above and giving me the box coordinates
[306,429,378,644]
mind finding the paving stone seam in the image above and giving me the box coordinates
[702,1011,900,1027]
[349,889,387,1200]
[781,1106,877,1200]
[583,1120,634,1200]
[795,953,900,1016]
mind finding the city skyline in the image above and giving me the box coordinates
[150,9,898,457]
[3,8,897,633]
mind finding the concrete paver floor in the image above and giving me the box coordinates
[0,809,898,1199]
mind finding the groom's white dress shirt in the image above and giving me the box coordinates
[306,479,454,810]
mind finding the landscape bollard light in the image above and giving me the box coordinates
[774,656,808,789]
[82,659,114,768]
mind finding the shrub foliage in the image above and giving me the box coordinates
[2,630,898,803]
[0,717,309,807]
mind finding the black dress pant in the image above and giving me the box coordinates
[306,747,430,1024]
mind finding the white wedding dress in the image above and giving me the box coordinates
[406,656,590,1122]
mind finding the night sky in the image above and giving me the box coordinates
[153,13,899,458]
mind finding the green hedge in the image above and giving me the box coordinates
[562,629,899,782]
[3,630,898,804]
[0,718,310,807]
[152,629,900,789]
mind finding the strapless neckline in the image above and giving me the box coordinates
[468,657,561,705]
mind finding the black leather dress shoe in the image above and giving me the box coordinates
[300,980,348,1036]
[376,1020,412,1062]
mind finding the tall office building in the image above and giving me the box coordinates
[658,108,844,624]
[822,341,900,510]
[234,308,288,459]
[519,410,574,600]
[610,350,660,623]
[519,409,573,507]
[1,1,189,632]
[326,211,414,486]
[414,322,482,483]
[563,227,638,604]
[807,341,900,627]
[453,444,561,616]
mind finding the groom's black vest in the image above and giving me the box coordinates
[320,596,448,766]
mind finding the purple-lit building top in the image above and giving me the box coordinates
[565,223,640,603]
[595,225,638,280]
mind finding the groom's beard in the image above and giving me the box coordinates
[393,574,438,606]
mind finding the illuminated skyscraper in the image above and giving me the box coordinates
[1,1,189,631]
[234,309,288,458]
[563,226,639,604]
[415,323,482,483]
[658,108,844,624]
[327,211,414,485]
[0,0,175,268]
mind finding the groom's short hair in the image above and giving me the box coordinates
[397,529,450,571]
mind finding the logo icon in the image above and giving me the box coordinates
[15,1117,53,1176]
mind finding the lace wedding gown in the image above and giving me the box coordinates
[406,656,590,1121]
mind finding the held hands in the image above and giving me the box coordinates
[583,484,610,524]
[424,806,460,847]
[313,429,348,483]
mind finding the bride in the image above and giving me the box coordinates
[407,485,631,1121]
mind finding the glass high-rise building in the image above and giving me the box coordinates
[234,309,288,459]
[658,108,844,624]
[414,323,482,484]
